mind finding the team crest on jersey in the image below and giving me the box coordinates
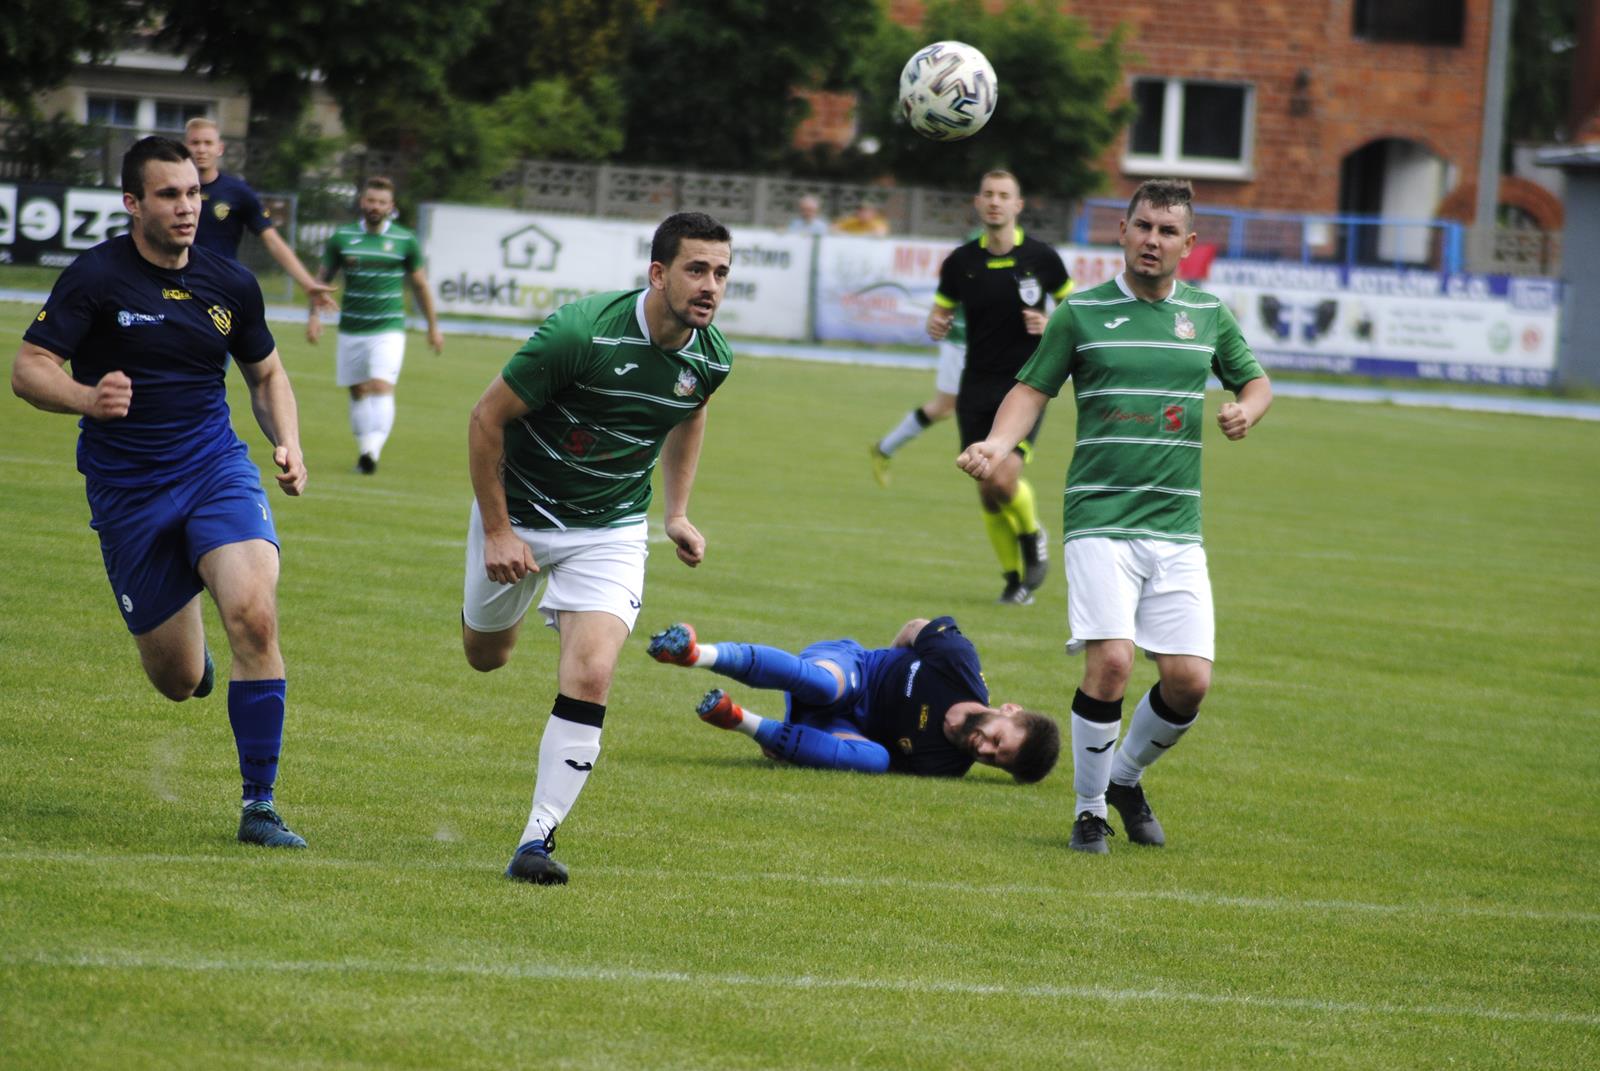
[1016,275,1041,306]
[898,737,913,754]
[207,305,233,336]
[563,427,597,457]
[673,369,698,397]
[1173,312,1196,340]
[383,240,394,252]
[213,201,232,221]
[1162,403,1186,432]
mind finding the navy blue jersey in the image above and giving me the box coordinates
[864,617,989,777]
[195,172,272,259]
[22,235,276,487]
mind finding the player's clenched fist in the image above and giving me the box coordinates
[956,442,1003,479]
[87,370,133,420]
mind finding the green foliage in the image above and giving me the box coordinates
[1506,0,1579,164]
[478,76,627,166]
[856,0,1133,201]
[0,113,107,183]
[621,0,882,169]
[448,0,656,103]
[0,0,141,112]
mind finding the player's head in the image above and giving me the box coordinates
[948,703,1060,783]
[1120,178,1197,285]
[359,177,397,226]
[182,118,223,177]
[648,212,733,334]
[975,170,1023,230]
[120,136,201,257]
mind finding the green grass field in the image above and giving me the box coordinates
[2,300,1597,1069]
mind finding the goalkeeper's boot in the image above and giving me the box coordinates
[647,623,699,666]
[696,689,744,731]
[869,444,892,488]
[237,801,307,849]
[1068,811,1114,855]
[1105,780,1165,847]
[506,832,568,885]
[192,647,216,699]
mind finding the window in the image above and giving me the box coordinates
[1353,0,1464,45]
[1124,79,1254,179]
[156,100,208,132]
[86,96,139,128]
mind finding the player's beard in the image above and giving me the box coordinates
[955,710,995,755]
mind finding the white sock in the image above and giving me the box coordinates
[1111,686,1196,786]
[1071,713,1121,818]
[877,409,927,456]
[367,393,396,459]
[695,643,719,668]
[349,396,371,444]
[732,708,764,739]
[520,715,601,847]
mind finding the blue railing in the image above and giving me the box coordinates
[1072,199,1465,274]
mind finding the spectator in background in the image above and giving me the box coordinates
[833,202,890,237]
[786,194,829,236]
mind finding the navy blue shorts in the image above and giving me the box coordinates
[86,448,278,634]
[785,639,896,734]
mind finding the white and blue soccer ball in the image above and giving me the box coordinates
[898,41,998,142]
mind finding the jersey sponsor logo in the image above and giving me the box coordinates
[672,369,698,397]
[1162,404,1185,433]
[1106,406,1154,426]
[162,288,193,301]
[904,659,921,697]
[116,310,165,327]
[918,704,929,731]
[207,305,233,336]
[1173,311,1196,340]
[1016,275,1042,306]
[213,201,232,221]
[562,427,597,457]
[613,363,639,376]
[1103,316,1130,330]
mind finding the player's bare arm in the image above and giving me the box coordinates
[12,343,132,419]
[957,382,1050,478]
[926,304,954,341]
[305,263,339,344]
[892,618,932,647]
[238,350,307,495]
[260,228,337,313]
[468,376,538,583]
[410,268,444,354]
[1217,375,1274,441]
[659,404,708,567]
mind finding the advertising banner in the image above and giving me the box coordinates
[0,183,130,267]
[1207,262,1561,387]
[420,204,812,339]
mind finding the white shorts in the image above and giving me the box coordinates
[935,339,965,396]
[1064,537,1214,661]
[336,331,406,387]
[461,501,648,634]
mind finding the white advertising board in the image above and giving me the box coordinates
[420,204,812,339]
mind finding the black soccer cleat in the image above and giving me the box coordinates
[1068,810,1114,854]
[237,801,307,849]
[356,453,377,475]
[1106,780,1166,847]
[1019,528,1050,591]
[192,647,216,699]
[997,572,1035,606]
[505,833,569,885]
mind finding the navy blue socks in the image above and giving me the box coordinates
[228,679,286,803]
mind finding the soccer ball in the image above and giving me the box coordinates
[898,41,998,142]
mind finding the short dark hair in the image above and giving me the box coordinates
[363,176,396,195]
[1006,710,1061,784]
[122,136,192,198]
[650,212,731,267]
[1126,178,1195,231]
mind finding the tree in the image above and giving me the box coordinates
[621,0,882,170]
[0,0,144,114]
[855,0,1132,202]
[448,0,655,103]
[1505,0,1579,164]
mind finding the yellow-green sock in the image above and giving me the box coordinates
[1001,478,1041,536]
[983,508,1022,573]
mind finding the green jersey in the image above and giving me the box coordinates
[323,220,422,335]
[499,289,733,530]
[1018,275,1263,544]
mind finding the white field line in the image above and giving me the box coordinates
[2,948,1596,1028]
[2,847,1596,927]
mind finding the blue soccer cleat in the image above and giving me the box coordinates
[237,801,307,849]
[505,833,569,885]
[647,623,699,666]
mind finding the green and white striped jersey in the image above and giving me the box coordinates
[499,289,733,530]
[1018,274,1264,544]
[322,220,421,335]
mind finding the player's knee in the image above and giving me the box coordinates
[1159,666,1211,712]
[223,602,278,657]
[464,644,510,672]
[146,665,202,702]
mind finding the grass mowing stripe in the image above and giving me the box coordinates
[7,948,1596,1028]
[5,848,1596,925]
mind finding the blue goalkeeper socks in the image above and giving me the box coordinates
[752,720,889,773]
[228,679,286,803]
[709,644,839,706]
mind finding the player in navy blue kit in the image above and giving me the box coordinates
[648,617,1059,782]
[183,118,333,311]
[11,136,311,848]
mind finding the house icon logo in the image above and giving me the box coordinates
[501,224,561,271]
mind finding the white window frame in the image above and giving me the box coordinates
[84,95,214,132]
[1122,78,1256,181]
